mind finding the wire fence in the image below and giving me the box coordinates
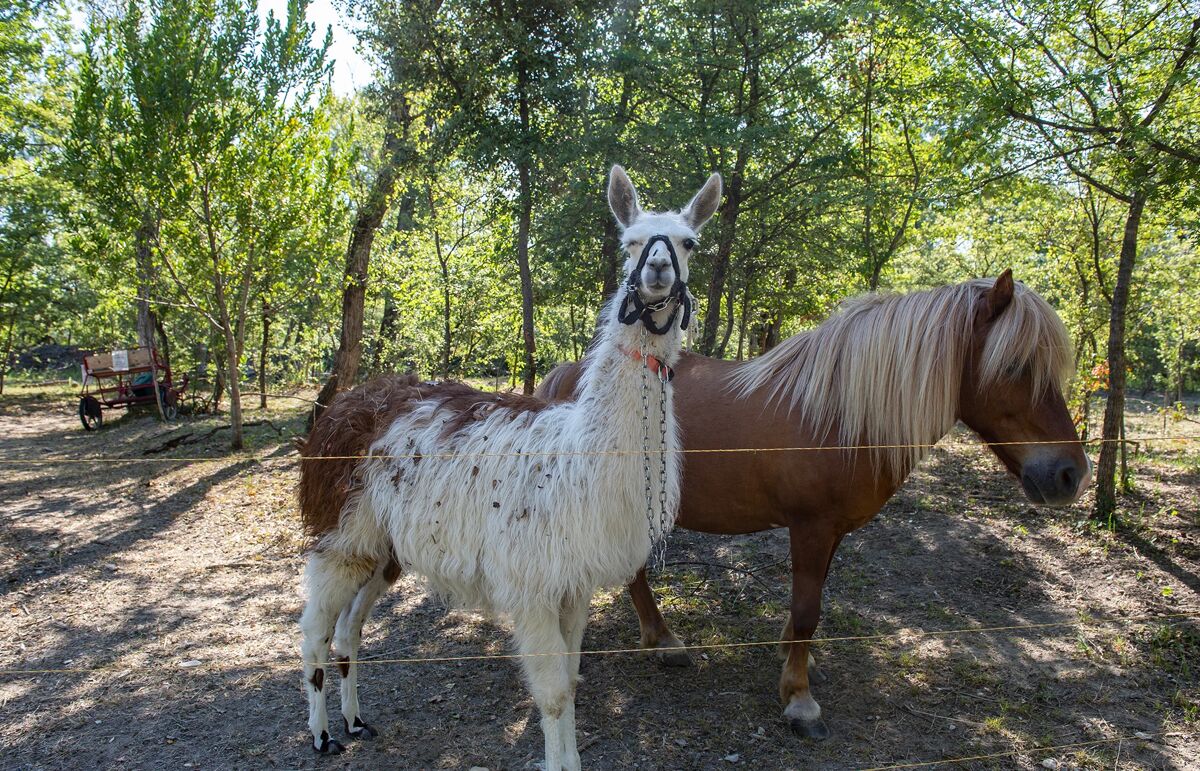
[2,611,1194,677]
[1,413,1196,765]
[0,434,1195,466]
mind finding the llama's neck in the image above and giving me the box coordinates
[571,291,684,426]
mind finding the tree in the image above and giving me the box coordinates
[934,0,1200,520]
[0,1,75,392]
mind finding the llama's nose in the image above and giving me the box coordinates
[646,254,671,275]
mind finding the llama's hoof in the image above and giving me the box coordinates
[788,717,831,740]
[313,730,346,754]
[344,716,377,739]
[807,663,828,685]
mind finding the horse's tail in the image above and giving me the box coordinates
[534,361,583,402]
[298,373,426,538]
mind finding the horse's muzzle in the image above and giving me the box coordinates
[1020,453,1090,506]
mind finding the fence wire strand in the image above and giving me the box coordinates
[858,729,1190,770]
[1,612,1194,678]
[0,434,1195,466]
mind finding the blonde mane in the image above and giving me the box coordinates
[728,278,1074,479]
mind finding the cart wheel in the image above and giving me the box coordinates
[160,386,179,421]
[79,396,103,431]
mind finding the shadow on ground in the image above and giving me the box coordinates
[1,409,1197,769]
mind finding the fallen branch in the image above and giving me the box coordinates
[141,419,284,455]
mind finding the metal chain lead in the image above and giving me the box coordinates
[652,371,670,570]
[639,360,656,563]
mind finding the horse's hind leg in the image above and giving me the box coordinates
[301,550,375,753]
[628,567,692,667]
[333,557,400,740]
[779,529,839,740]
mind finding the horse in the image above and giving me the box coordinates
[536,271,1091,739]
[297,165,721,771]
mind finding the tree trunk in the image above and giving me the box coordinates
[154,314,171,375]
[135,210,158,350]
[310,96,411,429]
[0,315,14,396]
[515,56,537,394]
[600,214,621,302]
[259,298,270,409]
[371,290,398,374]
[436,235,451,380]
[1093,193,1145,521]
[717,281,736,356]
[211,343,225,414]
[700,162,744,355]
[135,209,167,422]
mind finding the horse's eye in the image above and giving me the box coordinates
[682,238,696,250]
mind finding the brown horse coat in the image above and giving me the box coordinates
[536,273,1089,738]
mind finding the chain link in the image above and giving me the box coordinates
[639,359,656,563]
[653,371,670,570]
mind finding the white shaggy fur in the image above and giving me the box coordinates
[299,167,721,770]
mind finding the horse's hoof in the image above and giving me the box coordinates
[807,664,828,685]
[651,637,693,667]
[344,717,377,739]
[313,730,346,754]
[789,717,831,740]
[657,647,694,667]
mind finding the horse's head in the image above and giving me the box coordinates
[608,165,721,306]
[957,270,1091,506]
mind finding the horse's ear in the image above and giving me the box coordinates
[608,165,641,228]
[683,172,722,230]
[981,269,1015,322]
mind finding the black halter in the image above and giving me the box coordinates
[618,234,692,335]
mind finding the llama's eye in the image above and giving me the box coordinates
[682,238,696,250]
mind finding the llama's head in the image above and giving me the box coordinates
[608,166,722,318]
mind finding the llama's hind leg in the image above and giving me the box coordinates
[556,595,591,771]
[513,609,573,771]
[301,551,374,753]
[333,557,399,740]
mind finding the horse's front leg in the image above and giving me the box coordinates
[628,566,692,667]
[779,529,838,740]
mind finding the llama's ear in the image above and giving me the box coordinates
[683,172,722,230]
[981,268,1015,322]
[608,165,641,228]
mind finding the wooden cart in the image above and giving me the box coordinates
[78,347,188,430]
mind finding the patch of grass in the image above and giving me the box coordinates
[1170,688,1200,726]
[948,657,999,689]
[1138,622,1200,679]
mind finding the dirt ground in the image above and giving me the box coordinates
[1,388,1198,770]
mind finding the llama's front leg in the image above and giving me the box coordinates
[333,559,398,741]
[301,551,373,753]
[628,567,692,667]
[557,594,591,771]
[513,609,573,771]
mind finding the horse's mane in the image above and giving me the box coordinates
[728,278,1074,479]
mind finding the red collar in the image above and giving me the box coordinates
[620,346,675,382]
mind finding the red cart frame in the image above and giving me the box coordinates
[78,347,189,430]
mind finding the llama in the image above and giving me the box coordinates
[298,165,722,770]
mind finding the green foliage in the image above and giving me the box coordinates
[0,0,1195,416]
